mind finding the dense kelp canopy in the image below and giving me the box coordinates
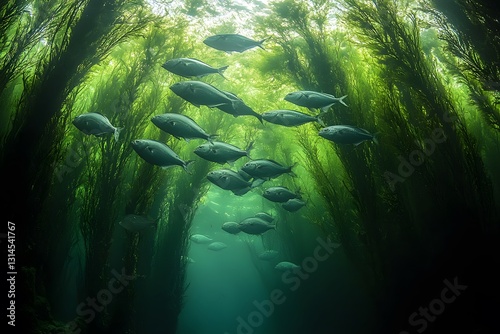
[1,0,499,333]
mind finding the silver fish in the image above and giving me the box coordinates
[194,141,253,165]
[241,159,295,180]
[131,139,193,172]
[203,34,267,53]
[282,198,306,212]
[190,234,213,244]
[262,109,325,127]
[216,91,263,123]
[263,186,301,203]
[119,214,157,232]
[221,222,241,234]
[285,91,348,112]
[238,217,275,235]
[207,168,264,195]
[207,241,227,251]
[162,57,228,79]
[151,113,216,142]
[319,125,378,146]
[170,80,238,109]
[72,112,122,141]
[275,261,300,272]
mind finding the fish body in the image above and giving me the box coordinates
[275,261,300,272]
[221,221,241,234]
[72,112,122,141]
[216,91,263,123]
[119,214,157,232]
[254,212,274,223]
[282,198,306,212]
[151,113,215,142]
[285,91,348,111]
[208,241,227,251]
[319,125,378,146]
[263,186,300,203]
[203,33,266,53]
[241,159,295,180]
[238,217,275,235]
[170,80,236,108]
[262,109,324,127]
[190,234,213,244]
[258,250,279,261]
[131,139,193,172]
[162,57,228,78]
[207,168,263,195]
[194,141,252,165]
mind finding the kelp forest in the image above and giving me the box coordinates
[1,0,499,333]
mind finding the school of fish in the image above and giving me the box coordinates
[73,33,356,271]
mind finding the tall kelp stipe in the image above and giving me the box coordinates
[422,0,500,211]
[341,0,498,329]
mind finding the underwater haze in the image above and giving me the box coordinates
[1,0,499,334]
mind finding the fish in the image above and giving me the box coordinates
[319,125,379,146]
[190,234,213,244]
[131,139,194,172]
[282,198,306,212]
[221,221,241,234]
[263,186,301,203]
[258,250,279,261]
[238,217,276,235]
[216,91,263,123]
[161,57,228,79]
[72,112,122,141]
[170,80,240,109]
[275,261,300,272]
[207,241,228,251]
[254,212,274,223]
[241,159,296,180]
[194,141,253,165]
[284,91,348,112]
[151,113,216,143]
[119,214,157,232]
[203,33,267,53]
[262,109,325,127]
[207,169,265,195]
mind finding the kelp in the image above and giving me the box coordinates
[423,0,500,130]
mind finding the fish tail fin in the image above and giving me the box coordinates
[338,95,348,107]
[255,113,264,124]
[218,65,229,79]
[372,132,380,145]
[321,104,334,113]
[184,160,195,174]
[245,141,254,158]
[114,127,123,141]
[208,134,219,144]
[258,37,269,50]
[251,178,266,189]
[316,114,326,127]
